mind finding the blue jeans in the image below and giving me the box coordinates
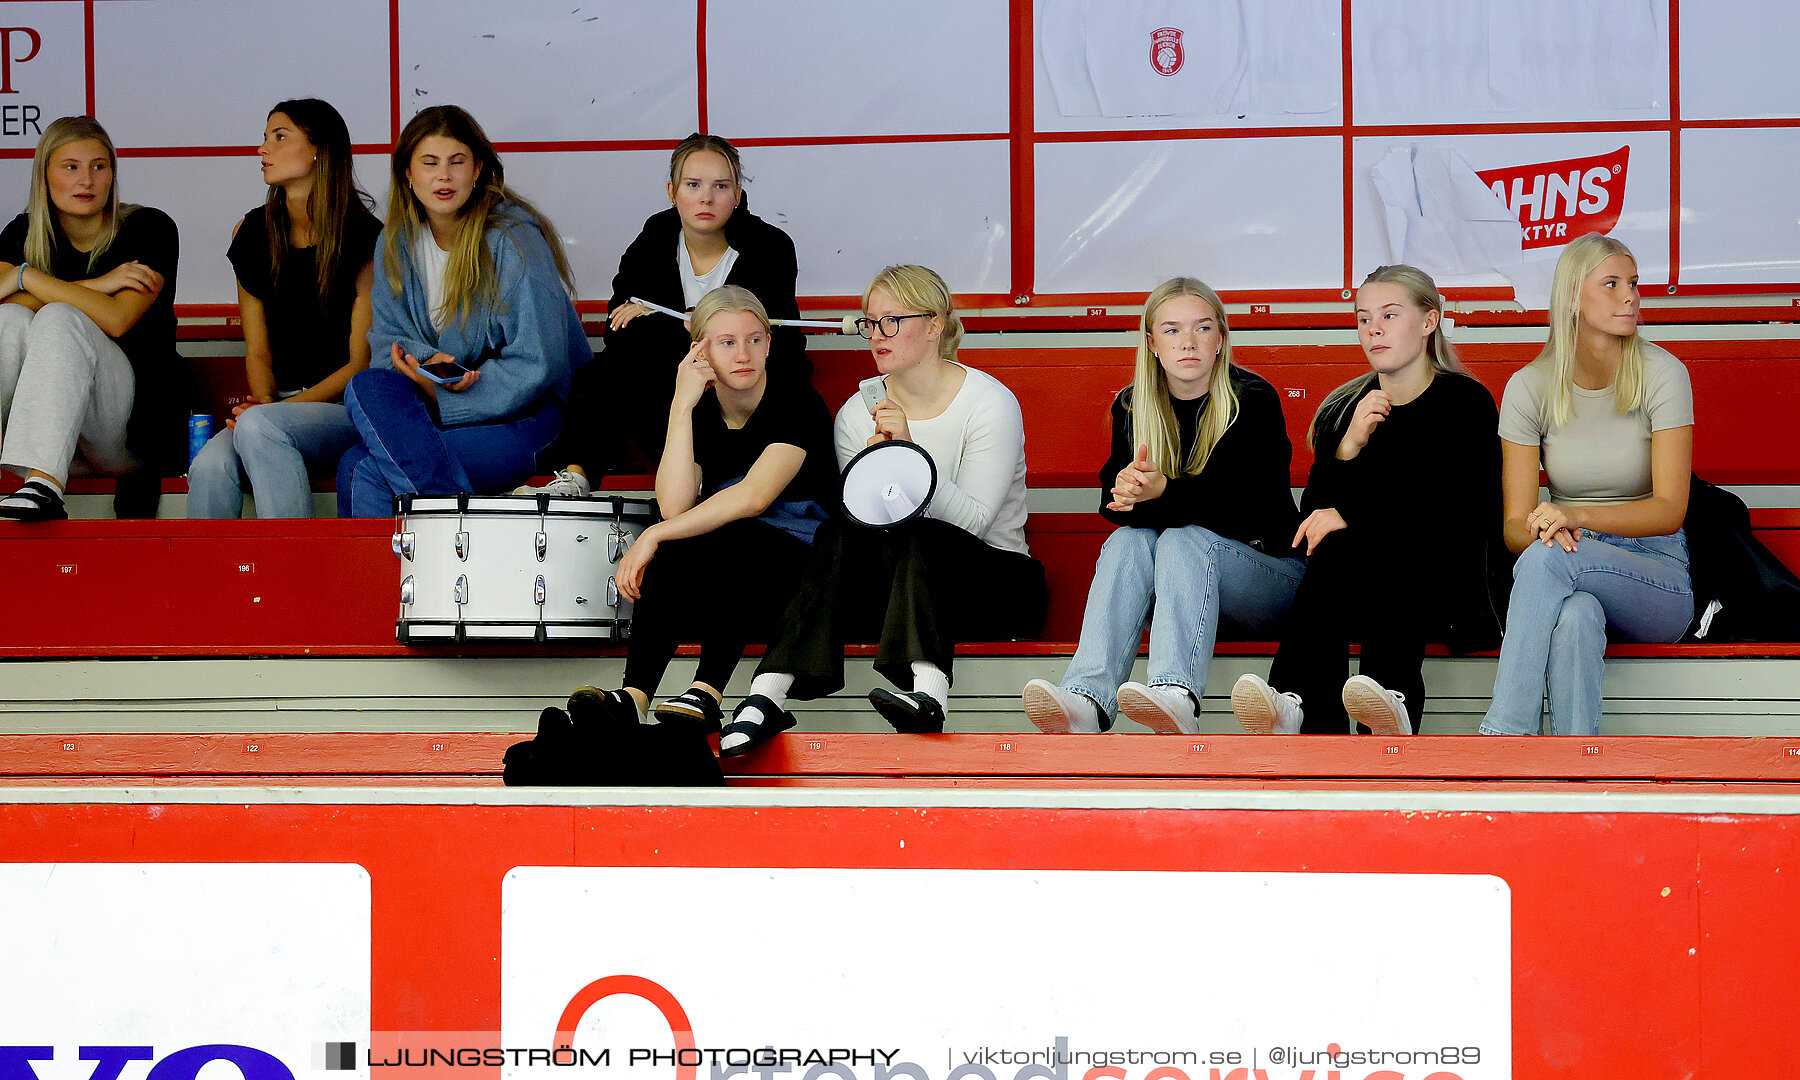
[1061,525,1305,719]
[187,401,360,519]
[336,368,562,518]
[1481,530,1693,736]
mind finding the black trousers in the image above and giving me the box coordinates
[550,358,668,478]
[759,517,1048,699]
[623,519,812,696]
[1267,530,1443,734]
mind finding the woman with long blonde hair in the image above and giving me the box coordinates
[335,105,592,516]
[0,116,180,521]
[1022,277,1302,734]
[1231,264,1502,736]
[1480,234,1694,734]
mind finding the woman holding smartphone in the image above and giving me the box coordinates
[335,105,591,517]
[571,285,835,732]
[189,98,380,518]
[0,115,180,522]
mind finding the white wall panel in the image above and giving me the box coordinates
[1680,1,1800,119]
[398,0,697,142]
[494,149,675,301]
[1034,137,1342,294]
[94,0,391,147]
[1679,128,1800,285]
[749,141,1012,298]
[708,0,1008,138]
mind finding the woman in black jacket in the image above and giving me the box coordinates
[1021,277,1303,735]
[1230,265,1501,736]
[522,133,807,494]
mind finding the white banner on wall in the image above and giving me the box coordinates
[502,867,1510,1080]
[0,2,86,150]
[0,863,371,1080]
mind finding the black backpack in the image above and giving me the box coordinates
[503,690,724,786]
[1682,476,1800,642]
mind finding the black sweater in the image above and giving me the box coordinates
[1302,370,1504,647]
[1098,365,1300,555]
[604,205,810,383]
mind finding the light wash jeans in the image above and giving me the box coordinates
[187,400,361,519]
[1481,530,1693,736]
[1061,525,1306,719]
[0,302,136,484]
[336,368,562,518]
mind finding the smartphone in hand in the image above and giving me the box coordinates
[859,376,887,412]
[419,361,472,385]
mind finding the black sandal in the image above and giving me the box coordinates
[868,688,946,733]
[0,483,67,522]
[653,688,724,732]
[719,694,796,758]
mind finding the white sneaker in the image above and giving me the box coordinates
[1230,673,1304,735]
[1342,675,1412,736]
[512,469,591,498]
[1116,681,1200,735]
[1022,679,1105,734]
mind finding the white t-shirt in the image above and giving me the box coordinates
[1497,341,1695,505]
[678,236,739,308]
[834,362,1031,556]
[414,231,451,332]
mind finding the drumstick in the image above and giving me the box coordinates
[627,296,857,335]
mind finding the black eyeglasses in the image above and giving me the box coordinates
[854,313,930,339]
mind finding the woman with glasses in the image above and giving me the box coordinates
[717,265,1047,755]
[334,105,591,516]
[1021,277,1303,735]
[519,133,806,496]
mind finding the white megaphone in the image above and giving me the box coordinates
[839,439,937,528]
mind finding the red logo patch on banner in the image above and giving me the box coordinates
[1476,145,1630,249]
[1150,27,1183,77]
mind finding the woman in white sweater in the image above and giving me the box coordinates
[719,264,1047,754]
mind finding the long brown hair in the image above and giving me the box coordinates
[263,98,372,307]
[383,105,575,326]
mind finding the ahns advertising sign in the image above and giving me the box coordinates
[1476,146,1631,250]
[502,868,1511,1080]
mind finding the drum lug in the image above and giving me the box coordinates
[400,574,414,606]
[607,576,620,607]
[454,574,468,606]
[534,575,546,606]
[535,530,547,562]
[455,530,470,560]
[575,595,588,606]
[391,531,415,560]
[609,523,629,561]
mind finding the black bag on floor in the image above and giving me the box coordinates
[503,691,724,786]
[1683,476,1800,642]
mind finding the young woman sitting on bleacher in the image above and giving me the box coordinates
[0,116,180,522]
[1230,265,1501,736]
[188,99,381,519]
[1480,234,1694,735]
[1021,277,1302,735]
[567,285,834,731]
[335,105,591,517]
[718,265,1048,755]
[518,133,806,495]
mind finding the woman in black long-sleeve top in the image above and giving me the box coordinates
[1230,265,1502,737]
[1022,277,1304,735]
[522,133,808,493]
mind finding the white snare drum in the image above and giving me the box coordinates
[392,493,657,643]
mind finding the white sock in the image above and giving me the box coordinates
[0,477,63,508]
[911,661,950,711]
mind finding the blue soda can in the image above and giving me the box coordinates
[188,413,214,469]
